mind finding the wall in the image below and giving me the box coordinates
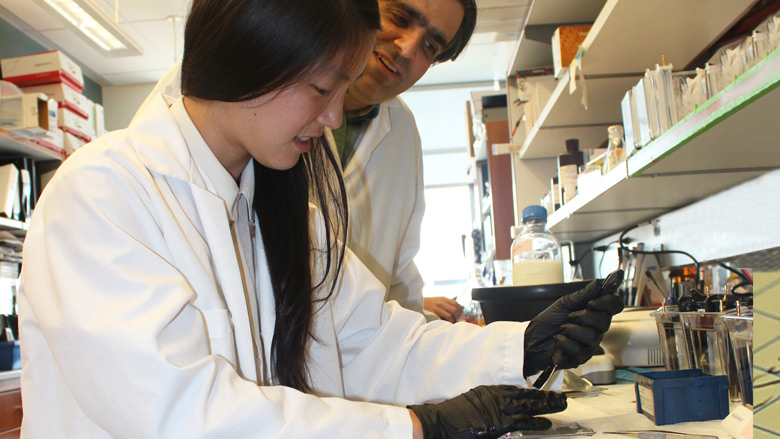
[0,17,102,104]
[587,168,780,278]
[101,83,156,131]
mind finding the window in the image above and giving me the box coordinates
[400,84,493,298]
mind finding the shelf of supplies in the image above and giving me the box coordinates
[0,217,27,232]
[513,0,755,160]
[579,0,754,76]
[517,74,638,158]
[0,130,65,161]
[628,47,780,176]
[547,49,780,242]
[507,0,605,77]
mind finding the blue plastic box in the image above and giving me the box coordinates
[634,369,729,425]
[0,341,20,371]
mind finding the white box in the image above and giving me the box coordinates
[1,51,84,91]
[633,80,652,148]
[21,82,90,119]
[58,107,93,141]
[94,102,106,137]
[36,128,65,154]
[0,164,19,219]
[64,131,87,155]
[0,92,58,138]
[620,90,637,155]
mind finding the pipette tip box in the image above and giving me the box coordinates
[633,369,729,425]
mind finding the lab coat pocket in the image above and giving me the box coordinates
[201,309,237,365]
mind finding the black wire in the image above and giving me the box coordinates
[569,247,593,266]
[731,281,753,295]
[619,224,701,286]
[718,262,753,285]
[597,241,619,276]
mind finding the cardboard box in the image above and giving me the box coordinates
[0,164,19,219]
[0,50,84,91]
[94,102,106,137]
[21,82,90,119]
[0,92,58,138]
[552,25,592,78]
[57,107,93,142]
[1,50,84,91]
[64,131,87,155]
[36,128,65,154]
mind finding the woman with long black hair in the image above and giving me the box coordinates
[18,0,622,437]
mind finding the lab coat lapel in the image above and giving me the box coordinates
[190,185,258,383]
[345,101,393,174]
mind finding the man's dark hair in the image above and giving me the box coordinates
[434,0,477,63]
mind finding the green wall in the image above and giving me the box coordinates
[0,17,102,104]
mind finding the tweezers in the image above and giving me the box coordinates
[532,269,624,389]
[604,430,719,439]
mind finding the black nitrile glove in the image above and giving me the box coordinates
[523,270,625,378]
[408,385,567,439]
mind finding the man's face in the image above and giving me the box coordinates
[343,0,464,111]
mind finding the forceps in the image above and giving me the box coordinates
[603,430,720,439]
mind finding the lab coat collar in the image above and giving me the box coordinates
[127,93,205,187]
[344,98,399,174]
[128,93,262,382]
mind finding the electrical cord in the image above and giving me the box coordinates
[618,224,701,287]
[718,262,753,285]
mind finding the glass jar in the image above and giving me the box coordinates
[510,205,563,286]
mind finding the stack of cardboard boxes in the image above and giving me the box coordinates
[1,50,106,155]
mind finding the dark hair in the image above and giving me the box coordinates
[181,0,380,393]
[434,0,477,63]
[182,0,379,102]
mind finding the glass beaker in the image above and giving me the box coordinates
[723,311,753,406]
[652,307,692,370]
[680,312,728,377]
[714,311,743,403]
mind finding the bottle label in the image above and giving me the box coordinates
[512,260,564,286]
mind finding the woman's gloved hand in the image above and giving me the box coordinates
[408,385,567,439]
[523,270,625,378]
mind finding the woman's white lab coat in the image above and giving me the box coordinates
[19,95,530,438]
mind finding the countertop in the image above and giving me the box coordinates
[543,382,729,438]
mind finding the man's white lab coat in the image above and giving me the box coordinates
[341,97,429,318]
[19,94,530,438]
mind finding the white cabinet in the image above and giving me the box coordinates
[504,0,772,244]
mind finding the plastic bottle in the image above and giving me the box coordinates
[511,205,564,286]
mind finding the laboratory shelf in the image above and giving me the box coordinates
[511,0,756,160]
[547,47,780,243]
[628,47,780,176]
[0,130,65,161]
[579,0,754,76]
[506,0,605,77]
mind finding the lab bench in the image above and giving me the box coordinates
[550,381,729,438]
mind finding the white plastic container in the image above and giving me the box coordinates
[510,205,563,286]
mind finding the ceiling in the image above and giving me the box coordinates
[0,0,532,88]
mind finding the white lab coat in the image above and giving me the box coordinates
[19,94,531,438]
[136,65,431,320]
[342,98,430,319]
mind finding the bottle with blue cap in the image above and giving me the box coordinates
[511,205,563,286]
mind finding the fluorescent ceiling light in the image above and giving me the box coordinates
[32,0,143,57]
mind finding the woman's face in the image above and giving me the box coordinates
[203,40,374,176]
